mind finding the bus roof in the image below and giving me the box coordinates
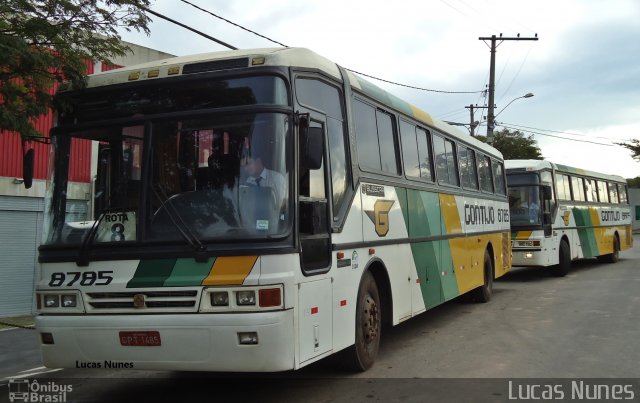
[505,159,626,183]
[87,47,502,159]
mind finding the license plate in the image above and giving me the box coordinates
[119,331,161,346]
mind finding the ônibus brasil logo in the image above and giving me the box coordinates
[8,379,72,402]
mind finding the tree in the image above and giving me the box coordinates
[473,128,543,160]
[627,177,640,188]
[1,0,151,139]
[616,139,640,161]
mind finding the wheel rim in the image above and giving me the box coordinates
[362,294,379,345]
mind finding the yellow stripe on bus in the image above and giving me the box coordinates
[438,194,478,294]
[410,104,434,126]
[201,256,258,285]
[514,230,533,240]
[439,194,462,235]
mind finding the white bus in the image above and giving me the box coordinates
[35,47,511,372]
[506,159,632,275]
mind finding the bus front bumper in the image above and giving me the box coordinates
[511,249,548,267]
[36,310,294,372]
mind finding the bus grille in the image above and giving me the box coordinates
[85,290,199,313]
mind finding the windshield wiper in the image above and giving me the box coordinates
[76,207,124,266]
[152,185,208,262]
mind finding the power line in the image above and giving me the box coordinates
[346,69,484,94]
[501,122,631,142]
[498,124,618,147]
[141,6,237,50]
[178,0,287,48]
[170,2,485,94]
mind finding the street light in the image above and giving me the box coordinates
[494,92,534,119]
[487,92,534,143]
[444,120,479,135]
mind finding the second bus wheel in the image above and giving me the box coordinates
[553,239,571,277]
[341,271,381,371]
[599,234,620,264]
[471,250,494,303]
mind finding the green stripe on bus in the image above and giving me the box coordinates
[127,259,177,288]
[406,190,441,237]
[403,189,461,306]
[439,232,460,301]
[396,187,409,232]
[163,258,216,287]
[411,241,443,309]
[572,208,599,258]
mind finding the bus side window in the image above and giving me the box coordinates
[416,127,434,181]
[570,176,585,202]
[608,182,619,203]
[492,160,506,195]
[477,154,493,193]
[353,99,381,172]
[400,120,420,179]
[376,109,400,175]
[434,134,459,186]
[459,145,478,190]
[585,179,597,202]
[596,180,609,203]
[618,184,628,204]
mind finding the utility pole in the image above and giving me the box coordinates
[467,104,475,136]
[479,34,538,144]
[465,104,488,137]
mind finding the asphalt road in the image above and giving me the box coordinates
[1,236,638,402]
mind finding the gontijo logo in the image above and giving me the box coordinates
[8,379,73,402]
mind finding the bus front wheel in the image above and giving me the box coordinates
[342,271,381,371]
[554,240,571,277]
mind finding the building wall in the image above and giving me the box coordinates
[0,42,174,317]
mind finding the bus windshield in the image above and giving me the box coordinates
[43,112,291,246]
[508,185,542,227]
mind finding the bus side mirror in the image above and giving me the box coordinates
[23,148,34,189]
[542,185,552,200]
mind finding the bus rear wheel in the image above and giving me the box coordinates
[554,240,571,277]
[471,250,493,303]
[342,271,381,371]
[600,235,620,264]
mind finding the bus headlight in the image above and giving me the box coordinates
[37,291,84,313]
[210,291,229,306]
[200,285,283,312]
[44,295,60,308]
[61,294,77,307]
[236,290,256,306]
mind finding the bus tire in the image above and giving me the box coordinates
[342,271,381,371]
[602,235,620,264]
[471,250,493,303]
[554,240,571,277]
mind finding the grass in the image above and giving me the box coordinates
[0,315,35,330]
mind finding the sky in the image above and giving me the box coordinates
[117,0,640,178]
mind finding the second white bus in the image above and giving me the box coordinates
[506,159,632,275]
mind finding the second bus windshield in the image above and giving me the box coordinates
[507,172,542,227]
